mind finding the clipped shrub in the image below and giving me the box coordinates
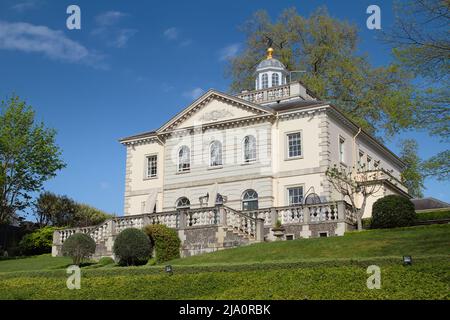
[371,195,417,229]
[62,233,96,265]
[19,226,56,256]
[113,228,151,266]
[361,218,372,229]
[98,257,115,266]
[143,224,181,263]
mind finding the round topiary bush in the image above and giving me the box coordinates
[61,233,96,265]
[98,256,115,266]
[371,195,417,229]
[113,228,151,266]
[143,224,181,263]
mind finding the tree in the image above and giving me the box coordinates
[0,96,65,224]
[227,7,418,137]
[325,164,395,231]
[399,139,424,197]
[385,0,449,180]
[61,233,96,265]
[33,191,112,228]
[422,150,450,181]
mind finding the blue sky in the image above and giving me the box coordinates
[0,0,448,217]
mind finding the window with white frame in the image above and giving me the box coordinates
[288,186,304,205]
[261,73,268,89]
[146,155,157,178]
[243,135,256,163]
[339,137,345,163]
[210,140,223,167]
[287,132,302,158]
[367,156,372,170]
[242,189,258,211]
[176,197,190,209]
[272,73,279,86]
[358,150,365,167]
[178,146,190,172]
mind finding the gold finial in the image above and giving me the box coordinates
[266,47,274,59]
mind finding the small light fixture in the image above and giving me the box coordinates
[403,256,412,266]
[165,265,173,275]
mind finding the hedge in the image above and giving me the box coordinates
[113,228,151,266]
[371,195,417,229]
[143,224,181,263]
[18,226,56,256]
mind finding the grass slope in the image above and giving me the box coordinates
[0,224,449,300]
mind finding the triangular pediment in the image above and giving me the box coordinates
[157,90,273,133]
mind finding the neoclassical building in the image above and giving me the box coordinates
[119,48,408,218]
[52,48,409,258]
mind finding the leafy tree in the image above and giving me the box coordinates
[0,96,65,224]
[19,226,56,255]
[33,192,112,228]
[143,224,181,263]
[227,7,418,137]
[422,150,450,181]
[399,139,424,197]
[113,228,151,266]
[61,233,96,265]
[385,0,449,180]
[325,164,395,231]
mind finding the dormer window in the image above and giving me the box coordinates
[261,73,268,89]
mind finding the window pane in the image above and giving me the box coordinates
[178,146,190,172]
[288,187,303,205]
[272,73,279,86]
[210,141,222,166]
[262,74,268,89]
[244,135,256,162]
[147,155,157,177]
[287,132,301,158]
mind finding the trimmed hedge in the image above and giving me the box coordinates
[417,210,450,221]
[61,233,96,265]
[371,195,417,229]
[98,257,115,266]
[18,226,56,256]
[113,228,151,266]
[143,224,181,263]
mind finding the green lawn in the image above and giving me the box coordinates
[0,224,449,300]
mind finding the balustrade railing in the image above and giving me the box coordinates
[237,84,291,104]
[54,201,352,247]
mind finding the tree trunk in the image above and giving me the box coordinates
[357,217,362,231]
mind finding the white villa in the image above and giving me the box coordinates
[52,48,409,258]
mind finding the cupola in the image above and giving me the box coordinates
[254,47,289,90]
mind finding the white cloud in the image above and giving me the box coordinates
[0,20,106,68]
[163,27,178,40]
[95,11,127,27]
[218,43,240,61]
[11,1,39,12]
[183,87,204,100]
[92,11,136,48]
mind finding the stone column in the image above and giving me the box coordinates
[178,210,186,229]
[270,208,277,227]
[256,218,265,242]
[303,206,310,224]
[218,205,227,227]
[337,201,345,221]
[51,230,61,257]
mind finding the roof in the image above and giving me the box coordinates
[256,58,286,70]
[411,197,450,210]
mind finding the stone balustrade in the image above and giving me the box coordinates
[52,201,353,258]
[237,84,290,104]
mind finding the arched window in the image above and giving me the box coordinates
[176,197,190,209]
[178,146,190,172]
[242,190,258,211]
[243,135,256,163]
[261,73,268,89]
[272,73,279,86]
[210,140,223,167]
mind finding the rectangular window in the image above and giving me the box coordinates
[358,150,365,167]
[367,156,372,170]
[339,137,345,163]
[146,155,157,178]
[288,186,304,206]
[287,132,302,158]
